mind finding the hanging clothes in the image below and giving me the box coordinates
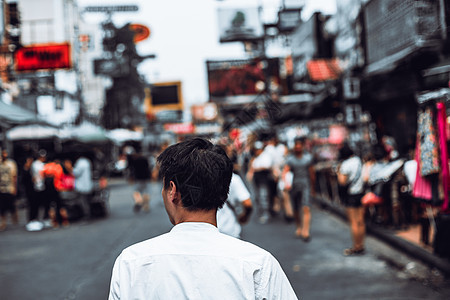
[412,139,433,200]
[417,106,440,177]
[436,102,449,212]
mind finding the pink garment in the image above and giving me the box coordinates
[412,139,433,200]
[437,102,450,212]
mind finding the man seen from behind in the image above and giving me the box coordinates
[108,138,298,299]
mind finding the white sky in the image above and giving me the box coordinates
[78,0,336,107]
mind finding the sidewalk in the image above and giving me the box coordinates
[314,196,450,277]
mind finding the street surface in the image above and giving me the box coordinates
[1,179,450,299]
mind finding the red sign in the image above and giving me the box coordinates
[129,24,150,43]
[164,123,194,135]
[14,43,72,71]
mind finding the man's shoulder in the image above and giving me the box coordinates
[217,233,273,260]
[120,230,272,262]
[120,233,171,259]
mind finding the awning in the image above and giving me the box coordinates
[106,128,143,145]
[7,124,63,141]
[63,123,110,144]
[306,59,341,82]
[0,100,50,128]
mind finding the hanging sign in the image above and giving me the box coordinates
[14,43,72,71]
[129,24,150,43]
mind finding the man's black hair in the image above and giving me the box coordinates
[338,143,354,160]
[157,137,233,211]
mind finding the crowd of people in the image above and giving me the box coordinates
[1,128,438,259]
[203,131,424,256]
[0,148,95,232]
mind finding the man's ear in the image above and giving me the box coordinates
[169,181,179,202]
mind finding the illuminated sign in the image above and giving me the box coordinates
[14,43,72,71]
[207,58,281,103]
[145,81,184,113]
[164,123,194,135]
[129,24,150,43]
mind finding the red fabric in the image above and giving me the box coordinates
[437,102,450,212]
[412,140,433,200]
[42,162,66,192]
[60,174,75,191]
[361,192,383,206]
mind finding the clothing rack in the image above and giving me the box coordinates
[416,88,450,106]
[415,88,450,215]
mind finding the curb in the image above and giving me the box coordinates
[314,196,450,277]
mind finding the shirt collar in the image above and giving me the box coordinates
[170,222,219,234]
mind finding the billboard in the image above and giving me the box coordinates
[207,58,281,103]
[14,43,72,71]
[217,7,263,43]
[145,81,184,113]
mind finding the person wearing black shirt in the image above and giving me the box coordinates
[128,152,152,213]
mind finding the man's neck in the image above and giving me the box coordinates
[175,209,218,227]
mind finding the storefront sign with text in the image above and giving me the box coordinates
[15,43,72,71]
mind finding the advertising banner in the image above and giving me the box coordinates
[207,58,281,103]
[364,0,441,74]
[14,43,72,71]
[217,7,263,43]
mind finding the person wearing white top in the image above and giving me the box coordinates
[217,172,252,238]
[29,150,50,229]
[337,143,365,256]
[72,156,93,219]
[247,141,274,224]
[109,138,298,300]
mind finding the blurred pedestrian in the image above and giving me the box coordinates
[109,138,297,299]
[128,151,152,213]
[71,155,93,220]
[22,156,37,228]
[263,135,280,216]
[279,163,294,222]
[0,149,18,231]
[284,137,314,241]
[247,140,273,224]
[217,169,253,239]
[42,158,69,228]
[337,143,365,256]
[28,150,49,231]
[272,137,292,220]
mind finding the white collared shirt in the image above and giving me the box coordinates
[109,222,298,300]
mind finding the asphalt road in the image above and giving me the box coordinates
[1,180,450,299]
